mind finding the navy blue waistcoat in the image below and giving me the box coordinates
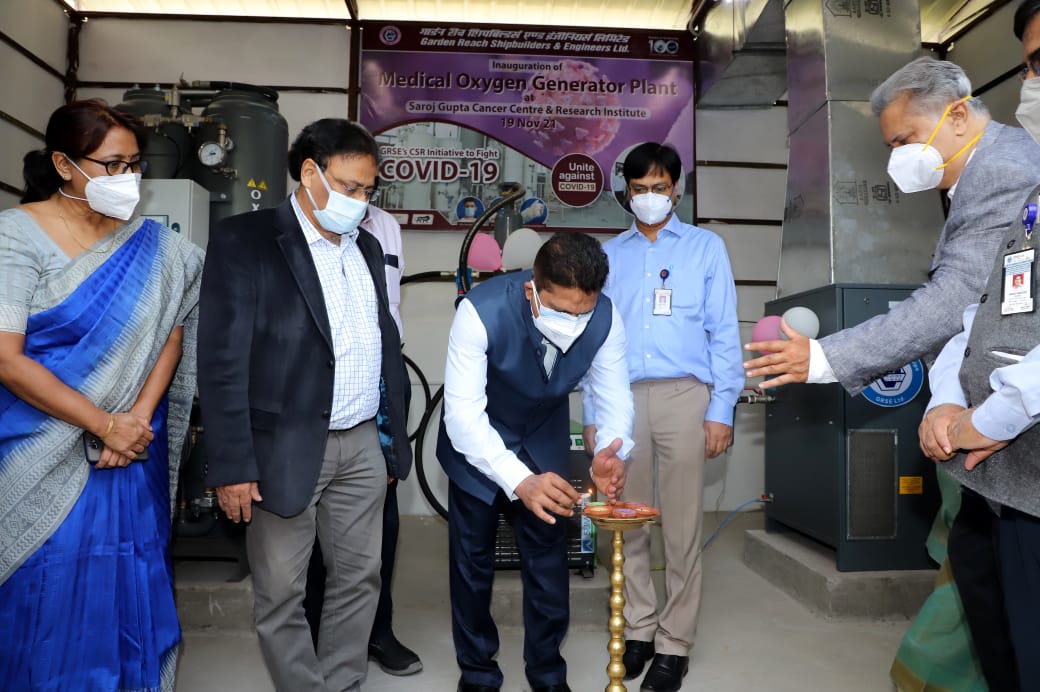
[437,270,613,505]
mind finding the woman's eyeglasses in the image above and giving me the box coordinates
[81,156,148,176]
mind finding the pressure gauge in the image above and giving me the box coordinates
[197,141,226,167]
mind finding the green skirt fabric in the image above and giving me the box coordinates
[890,470,987,692]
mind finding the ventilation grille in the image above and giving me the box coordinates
[847,429,897,540]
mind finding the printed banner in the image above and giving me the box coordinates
[360,22,694,232]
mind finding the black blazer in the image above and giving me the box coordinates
[197,196,412,518]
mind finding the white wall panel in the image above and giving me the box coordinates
[704,403,765,510]
[0,123,45,198]
[77,19,351,88]
[946,2,1019,145]
[276,92,352,139]
[696,167,787,221]
[702,222,781,282]
[0,0,69,72]
[736,283,775,326]
[947,3,1020,91]
[398,279,455,386]
[0,190,20,212]
[0,41,66,132]
[696,107,789,164]
[74,86,124,105]
[978,76,1021,126]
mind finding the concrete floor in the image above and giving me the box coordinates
[173,510,908,692]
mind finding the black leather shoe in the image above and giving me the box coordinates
[368,634,423,675]
[457,682,500,692]
[622,640,655,680]
[640,654,689,692]
[532,685,572,692]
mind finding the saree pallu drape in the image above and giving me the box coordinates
[890,469,988,692]
[0,218,202,692]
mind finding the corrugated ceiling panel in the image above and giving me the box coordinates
[69,0,689,28]
[73,0,349,18]
[67,0,1005,41]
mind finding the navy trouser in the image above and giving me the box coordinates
[948,489,1020,691]
[449,481,569,688]
[999,506,1040,689]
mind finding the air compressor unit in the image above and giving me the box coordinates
[764,284,941,571]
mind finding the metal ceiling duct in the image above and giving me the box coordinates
[777,0,947,296]
[696,0,787,108]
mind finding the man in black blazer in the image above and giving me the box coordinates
[197,118,411,692]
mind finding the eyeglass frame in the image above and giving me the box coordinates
[312,160,382,203]
[339,184,381,203]
[1019,48,1040,82]
[80,155,148,176]
[322,174,381,202]
[628,182,673,196]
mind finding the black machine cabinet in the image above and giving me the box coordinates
[493,448,596,574]
[765,284,941,571]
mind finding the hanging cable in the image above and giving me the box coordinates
[702,496,770,551]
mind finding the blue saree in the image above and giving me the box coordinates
[0,214,202,692]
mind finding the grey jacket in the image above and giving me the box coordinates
[820,122,1040,395]
[942,183,1040,518]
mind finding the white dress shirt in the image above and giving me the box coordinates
[360,205,405,338]
[806,338,840,383]
[291,193,381,429]
[443,297,634,499]
[927,303,1040,441]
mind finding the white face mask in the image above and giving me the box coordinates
[60,157,141,220]
[629,192,673,225]
[886,143,946,193]
[885,97,981,194]
[305,165,368,238]
[1016,78,1040,146]
[530,281,593,353]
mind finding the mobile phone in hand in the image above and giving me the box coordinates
[83,432,148,464]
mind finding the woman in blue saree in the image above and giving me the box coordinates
[0,100,203,691]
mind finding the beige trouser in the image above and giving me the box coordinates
[622,377,708,656]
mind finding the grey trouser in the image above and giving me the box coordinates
[622,377,709,656]
[247,421,387,692]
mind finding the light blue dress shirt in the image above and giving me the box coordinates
[585,214,744,426]
[927,303,1040,440]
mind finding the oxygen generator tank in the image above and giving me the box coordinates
[191,87,288,226]
[116,88,194,179]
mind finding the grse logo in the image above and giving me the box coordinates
[648,37,680,55]
[411,213,433,225]
[380,26,402,46]
[863,360,924,408]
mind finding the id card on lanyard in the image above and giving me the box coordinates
[653,268,672,316]
[1002,202,1038,316]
